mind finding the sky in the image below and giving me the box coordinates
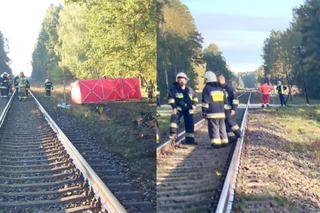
[182,0,305,73]
[0,0,62,76]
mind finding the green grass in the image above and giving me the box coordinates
[264,106,320,162]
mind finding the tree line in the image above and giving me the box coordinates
[157,0,233,98]
[262,0,320,98]
[31,0,158,87]
[0,31,11,74]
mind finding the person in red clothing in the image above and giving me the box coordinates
[259,80,273,108]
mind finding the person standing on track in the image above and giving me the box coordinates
[202,71,228,148]
[0,72,9,98]
[218,74,241,141]
[13,75,20,96]
[44,79,53,96]
[156,86,161,107]
[16,72,29,101]
[168,72,198,145]
[276,80,287,107]
[259,79,273,108]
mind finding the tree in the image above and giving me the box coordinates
[157,0,203,98]
[59,0,158,86]
[262,0,320,99]
[203,43,233,81]
[0,31,11,74]
[32,5,67,83]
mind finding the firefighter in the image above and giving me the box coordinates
[218,74,241,140]
[146,80,154,101]
[156,86,161,107]
[0,72,9,98]
[259,79,273,108]
[17,72,29,101]
[13,75,20,96]
[202,71,228,148]
[7,74,13,95]
[44,79,53,96]
[168,72,198,144]
[276,80,287,106]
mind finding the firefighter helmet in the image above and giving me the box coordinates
[204,71,217,83]
[176,72,189,81]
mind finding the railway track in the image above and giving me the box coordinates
[156,92,251,213]
[34,93,155,212]
[0,92,126,212]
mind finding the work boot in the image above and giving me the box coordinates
[235,130,242,138]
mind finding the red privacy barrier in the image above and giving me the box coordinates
[71,78,141,104]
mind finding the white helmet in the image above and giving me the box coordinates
[45,79,50,83]
[204,71,217,83]
[176,72,189,81]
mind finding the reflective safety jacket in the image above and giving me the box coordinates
[45,81,53,89]
[259,83,273,95]
[0,77,9,89]
[202,82,227,119]
[221,83,239,111]
[17,77,29,88]
[168,82,198,113]
[276,85,287,95]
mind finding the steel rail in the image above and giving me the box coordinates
[0,91,16,128]
[26,91,127,213]
[215,92,252,213]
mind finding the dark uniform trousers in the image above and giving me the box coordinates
[45,87,52,96]
[170,109,195,143]
[0,79,9,98]
[225,109,241,139]
[208,118,228,145]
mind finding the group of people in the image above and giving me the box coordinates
[259,79,288,107]
[168,71,241,148]
[0,71,30,100]
[0,71,54,100]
